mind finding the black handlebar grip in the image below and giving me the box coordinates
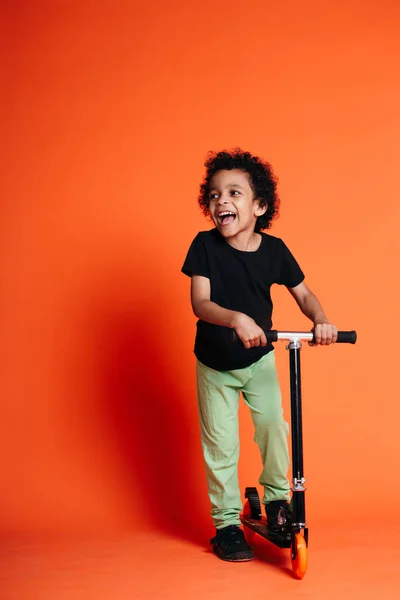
[336,330,357,344]
[266,330,278,343]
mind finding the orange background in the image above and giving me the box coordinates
[2,1,400,595]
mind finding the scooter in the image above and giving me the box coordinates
[240,329,357,579]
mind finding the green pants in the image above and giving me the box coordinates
[196,351,290,530]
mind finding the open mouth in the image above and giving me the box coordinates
[217,211,236,225]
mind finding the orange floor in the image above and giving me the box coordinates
[2,521,399,600]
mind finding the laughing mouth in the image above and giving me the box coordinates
[217,211,236,225]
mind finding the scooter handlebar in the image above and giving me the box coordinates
[232,329,357,344]
[335,331,357,344]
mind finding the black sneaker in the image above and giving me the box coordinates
[266,500,292,542]
[210,525,254,562]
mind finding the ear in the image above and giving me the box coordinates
[254,200,267,217]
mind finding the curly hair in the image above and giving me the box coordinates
[198,148,280,231]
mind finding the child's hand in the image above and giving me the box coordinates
[310,320,338,345]
[232,314,267,349]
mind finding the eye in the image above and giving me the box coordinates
[209,192,218,200]
[230,190,240,196]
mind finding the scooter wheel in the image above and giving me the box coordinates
[242,500,256,543]
[242,499,252,518]
[291,533,308,579]
[244,487,262,520]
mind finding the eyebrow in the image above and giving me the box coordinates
[209,183,244,191]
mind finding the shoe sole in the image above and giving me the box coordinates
[213,549,254,562]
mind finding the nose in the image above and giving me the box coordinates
[217,194,229,205]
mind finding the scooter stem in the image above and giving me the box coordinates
[288,339,306,531]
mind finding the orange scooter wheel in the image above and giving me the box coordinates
[291,533,308,579]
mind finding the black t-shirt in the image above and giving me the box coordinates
[181,228,305,371]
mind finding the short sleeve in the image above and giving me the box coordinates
[276,239,305,287]
[181,233,210,278]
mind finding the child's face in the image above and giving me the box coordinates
[208,169,266,238]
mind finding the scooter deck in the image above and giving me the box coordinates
[241,515,292,549]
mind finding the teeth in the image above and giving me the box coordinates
[219,211,235,216]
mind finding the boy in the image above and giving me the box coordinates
[181,149,337,562]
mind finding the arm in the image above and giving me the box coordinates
[288,281,338,345]
[190,275,267,349]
